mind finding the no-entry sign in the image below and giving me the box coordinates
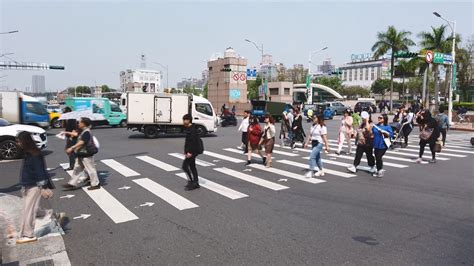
[426,50,433,63]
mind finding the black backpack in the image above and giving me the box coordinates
[196,137,204,154]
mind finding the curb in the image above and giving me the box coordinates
[450,127,474,132]
[0,193,71,266]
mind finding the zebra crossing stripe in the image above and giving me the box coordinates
[203,151,246,163]
[223,148,274,159]
[133,178,199,210]
[214,167,289,191]
[264,149,299,157]
[60,164,139,224]
[175,173,248,200]
[277,159,356,178]
[249,164,326,184]
[101,159,140,177]
[136,156,180,172]
[307,154,409,168]
[407,140,473,150]
[168,153,215,166]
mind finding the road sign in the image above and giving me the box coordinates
[233,73,240,81]
[246,68,257,80]
[426,50,433,63]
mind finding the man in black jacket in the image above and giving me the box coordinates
[182,114,200,191]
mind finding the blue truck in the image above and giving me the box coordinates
[0,92,50,129]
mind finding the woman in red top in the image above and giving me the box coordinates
[246,116,265,166]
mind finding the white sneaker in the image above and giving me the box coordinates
[305,171,313,178]
[347,165,357,173]
[415,158,422,164]
[369,166,377,173]
[378,169,385,177]
[315,170,325,177]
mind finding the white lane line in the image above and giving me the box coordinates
[224,148,274,159]
[136,155,180,172]
[214,167,289,191]
[407,140,474,150]
[175,173,248,200]
[326,142,450,161]
[101,159,140,177]
[263,149,299,157]
[323,154,409,168]
[60,164,138,224]
[203,151,245,163]
[168,153,215,167]
[248,164,326,184]
[277,159,356,178]
[274,144,310,153]
[133,178,198,210]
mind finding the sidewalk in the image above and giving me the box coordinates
[0,193,70,266]
[450,122,474,132]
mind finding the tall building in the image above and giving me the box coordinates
[32,75,45,93]
[120,69,162,93]
[317,59,336,75]
[338,53,391,88]
[207,47,249,114]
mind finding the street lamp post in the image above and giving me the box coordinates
[433,11,456,125]
[245,39,265,100]
[0,30,19,35]
[307,47,328,104]
[153,62,169,91]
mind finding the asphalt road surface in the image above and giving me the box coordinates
[1,117,473,265]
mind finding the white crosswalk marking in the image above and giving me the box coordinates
[60,164,139,224]
[168,153,215,166]
[101,159,140,177]
[407,140,474,150]
[305,154,409,168]
[277,160,356,178]
[214,167,289,191]
[175,173,248,200]
[263,149,299,157]
[249,164,326,184]
[203,151,245,163]
[223,148,274,159]
[136,155,180,172]
[133,178,199,210]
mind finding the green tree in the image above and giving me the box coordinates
[316,76,343,93]
[341,86,370,99]
[418,25,454,107]
[395,59,418,96]
[371,79,392,97]
[406,77,423,97]
[456,37,473,101]
[203,82,208,99]
[247,75,262,100]
[100,85,112,93]
[372,25,415,110]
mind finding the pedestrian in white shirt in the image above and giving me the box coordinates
[336,110,353,155]
[238,110,250,154]
[304,114,330,177]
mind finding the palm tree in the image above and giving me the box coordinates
[418,25,453,108]
[395,58,418,101]
[372,26,415,111]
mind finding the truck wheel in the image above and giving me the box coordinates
[0,140,21,160]
[196,125,207,137]
[51,118,62,128]
[120,120,127,128]
[144,126,158,139]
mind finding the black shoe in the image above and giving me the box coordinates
[193,182,200,189]
[185,183,198,191]
[66,167,74,171]
[184,181,193,188]
[62,184,80,191]
[245,160,251,166]
[87,185,101,190]
[262,157,267,165]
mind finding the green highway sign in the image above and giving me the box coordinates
[433,52,453,65]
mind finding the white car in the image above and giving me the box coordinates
[0,118,48,160]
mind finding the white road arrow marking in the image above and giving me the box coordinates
[243,169,252,172]
[118,186,131,190]
[139,202,155,207]
[73,214,91,220]
[60,194,75,199]
[278,178,288,182]
[51,177,64,181]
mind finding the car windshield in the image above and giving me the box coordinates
[0,118,10,126]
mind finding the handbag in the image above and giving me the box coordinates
[434,137,443,153]
[419,127,433,141]
[76,129,99,157]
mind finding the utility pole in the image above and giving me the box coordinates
[245,39,266,100]
[307,47,328,104]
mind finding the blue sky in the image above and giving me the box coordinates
[0,0,472,91]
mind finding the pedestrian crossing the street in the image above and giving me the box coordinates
[56,135,472,225]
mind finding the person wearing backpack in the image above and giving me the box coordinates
[436,106,449,146]
[63,117,100,191]
[182,114,202,191]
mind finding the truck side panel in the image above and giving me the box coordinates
[170,95,190,124]
[0,92,21,123]
[127,93,155,124]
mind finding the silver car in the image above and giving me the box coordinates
[325,102,349,115]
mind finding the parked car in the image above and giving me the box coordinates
[314,103,335,120]
[325,102,349,115]
[0,118,48,160]
[354,102,376,113]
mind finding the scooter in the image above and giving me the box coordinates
[220,114,237,127]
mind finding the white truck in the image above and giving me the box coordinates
[123,92,218,138]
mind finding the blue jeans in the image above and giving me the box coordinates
[309,143,324,171]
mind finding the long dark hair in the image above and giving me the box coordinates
[316,114,325,127]
[264,114,275,124]
[17,131,41,156]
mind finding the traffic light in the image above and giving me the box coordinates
[331,70,343,75]
[221,67,232,72]
[394,51,418,58]
[49,65,65,70]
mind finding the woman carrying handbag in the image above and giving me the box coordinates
[16,131,54,244]
[415,110,440,163]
